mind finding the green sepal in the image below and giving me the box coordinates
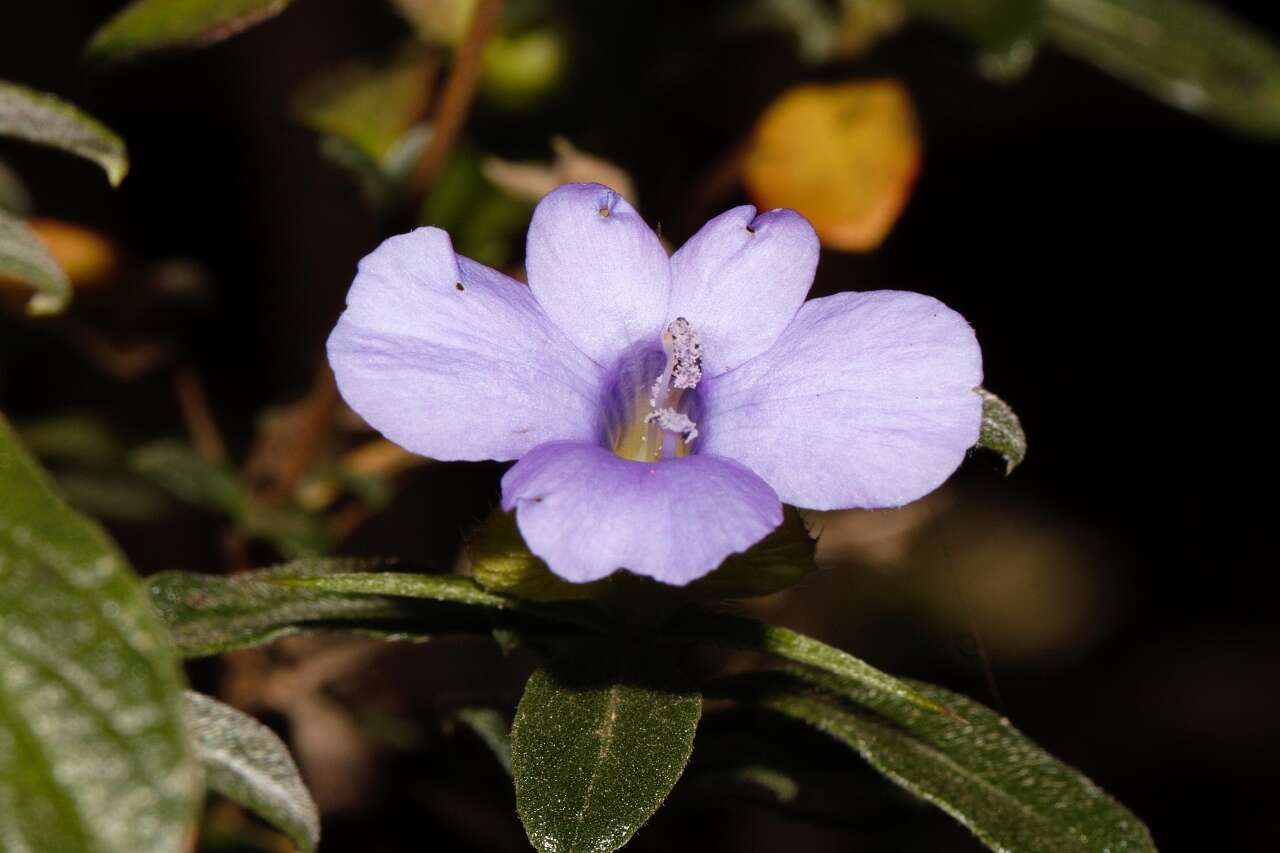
[464,506,816,603]
[976,387,1027,474]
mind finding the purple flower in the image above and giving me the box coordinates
[327,183,982,586]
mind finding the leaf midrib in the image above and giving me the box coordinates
[566,683,623,853]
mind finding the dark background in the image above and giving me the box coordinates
[2,1,1277,851]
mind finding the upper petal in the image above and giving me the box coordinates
[699,290,983,509]
[501,440,783,585]
[327,227,603,462]
[525,183,672,366]
[669,206,819,376]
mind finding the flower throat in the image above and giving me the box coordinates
[612,318,703,462]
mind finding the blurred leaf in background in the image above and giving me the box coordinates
[1044,0,1280,136]
[480,23,568,110]
[391,0,482,48]
[754,0,1280,135]
[0,157,31,215]
[294,44,436,209]
[0,82,128,314]
[420,147,533,268]
[0,210,70,315]
[0,81,128,186]
[744,80,922,252]
[87,0,296,62]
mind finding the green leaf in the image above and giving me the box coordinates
[293,45,434,210]
[274,571,518,608]
[694,763,800,805]
[420,147,533,269]
[280,571,610,633]
[389,0,479,48]
[15,413,125,468]
[185,691,320,853]
[130,440,328,558]
[907,0,1041,54]
[0,81,128,185]
[53,470,178,524]
[243,503,330,559]
[665,607,953,718]
[1045,0,1280,136]
[0,156,32,215]
[0,415,200,852]
[0,208,70,314]
[977,387,1027,474]
[147,561,464,656]
[511,650,701,853]
[86,0,294,62]
[732,673,1155,853]
[130,439,246,516]
[447,706,513,776]
[294,46,434,170]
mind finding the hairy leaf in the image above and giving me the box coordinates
[1046,0,1280,136]
[274,571,516,608]
[665,607,952,717]
[0,208,70,314]
[977,387,1026,474]
[0,81,128,185]
[87,0,294,62]
[148,561,459,656]
[0,415,199,852]
[511,651,701,853]
[727,669,1155,853]
[185,691,320,852]
[282,571,610,632]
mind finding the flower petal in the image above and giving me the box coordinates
[327,227,603,462]
[525,183,672,366]
[700,291,983,509]
[669,205,819,376]
[501,441,783,585]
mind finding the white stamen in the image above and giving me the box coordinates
[650,318,703,406]
[666,317,702,390]
[646,407,699,443]
[644,318,703,449]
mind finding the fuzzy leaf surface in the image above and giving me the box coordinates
[0,416,199,853]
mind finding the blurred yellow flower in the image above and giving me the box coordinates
[744,79,921,252]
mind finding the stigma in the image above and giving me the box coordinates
[612,318,703,462]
